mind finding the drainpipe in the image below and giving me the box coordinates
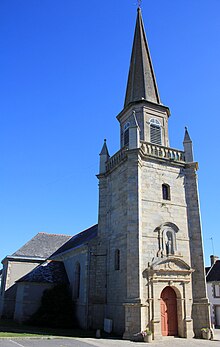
[86,246,91,329]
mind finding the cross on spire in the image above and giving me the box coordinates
[137,0,142,9]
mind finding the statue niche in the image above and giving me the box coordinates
[155,223,179,257]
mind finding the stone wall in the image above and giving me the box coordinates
[185,165,211,336]
[140,159,191,269]
[0,258,43,319]
[63,247,88,329]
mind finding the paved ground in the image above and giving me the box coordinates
[0,330,219,347]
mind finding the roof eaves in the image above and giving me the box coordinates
[2,255,46,264]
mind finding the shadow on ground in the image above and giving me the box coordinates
[0,319,97,338]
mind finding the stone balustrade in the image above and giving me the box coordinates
[105,143,185,172]
[141,142,185,162]
[106,148,128,172]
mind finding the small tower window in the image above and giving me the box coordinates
[123,122,130,147]
[162,184,170,200]
[115,249,120,270]
[150,118,162,145]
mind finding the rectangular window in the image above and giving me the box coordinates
[162,184,170,200]
[115,250,120,271]
[214,284,220,298]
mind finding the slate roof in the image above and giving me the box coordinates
[206,260,220,282]
[17,261,69,284]
[51,224,98,258]
[12,233,72,259]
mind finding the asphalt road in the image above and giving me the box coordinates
[0,331,220,347]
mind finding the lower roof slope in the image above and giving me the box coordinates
[17,261,68,284]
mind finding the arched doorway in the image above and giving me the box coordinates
[160,286,178,336]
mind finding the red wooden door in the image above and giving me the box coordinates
[160,287,178,336]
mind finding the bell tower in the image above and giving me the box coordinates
[118,8,170,149]
[95,7,210,340]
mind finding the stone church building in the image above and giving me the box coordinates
[0,8,211,340]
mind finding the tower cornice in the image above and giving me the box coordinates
[117,100,170,122]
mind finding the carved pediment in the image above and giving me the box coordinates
[148,257,193,273]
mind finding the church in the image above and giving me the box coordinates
[0,7,211,340]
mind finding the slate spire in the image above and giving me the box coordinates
[124,8,160,107]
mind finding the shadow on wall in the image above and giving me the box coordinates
[26,284,78,329]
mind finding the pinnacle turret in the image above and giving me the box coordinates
[183,127,192,143]
[183,127,194,162]
[100,139,109,157]
[99,139,110,174]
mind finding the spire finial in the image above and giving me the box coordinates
[137,0,142,9]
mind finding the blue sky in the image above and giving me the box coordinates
[0,0,219,266]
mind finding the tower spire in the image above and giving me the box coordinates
[124,8,160,107]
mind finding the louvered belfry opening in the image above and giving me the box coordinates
[150,119,162,145]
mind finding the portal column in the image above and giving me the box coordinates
[151,280,162,341]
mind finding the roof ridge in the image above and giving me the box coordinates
[206,265,213,277]
[73,224,98,236]
[37,232,72,237]
[67,224,97,242]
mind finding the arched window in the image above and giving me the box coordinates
[115,249,120,270]
[162,184,170,200]
[74,262,80,299]
[150,118,162,145]
[123,122,130,147]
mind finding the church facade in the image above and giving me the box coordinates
[0,8,211,340]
